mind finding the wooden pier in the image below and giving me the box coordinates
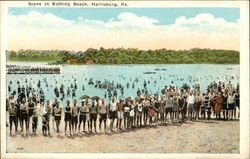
[7,66,60,74]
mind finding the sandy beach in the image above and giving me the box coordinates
[6,117,239,153]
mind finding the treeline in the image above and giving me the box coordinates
[7,48,240,64]
[7,50,61,61]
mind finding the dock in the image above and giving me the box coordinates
[7,66,60,74]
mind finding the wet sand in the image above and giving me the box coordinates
[6,117,239,153]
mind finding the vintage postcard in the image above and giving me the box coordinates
[0,0,249,159]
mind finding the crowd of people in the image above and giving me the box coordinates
[6,80,239,136]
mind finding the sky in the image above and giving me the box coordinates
[8,8,240,51]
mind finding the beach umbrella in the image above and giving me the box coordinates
[81,95,90,99]
[92,96,100,100]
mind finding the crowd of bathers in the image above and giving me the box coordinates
[6,81,239,136]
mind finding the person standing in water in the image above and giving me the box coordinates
[64,100,72,136]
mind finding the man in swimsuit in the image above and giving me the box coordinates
[89,100,98,133]
[45,100,52,135]
[64,100,72,135]
[117,99,124,130]
[54,100,62,133]
[20,98,29,135]
[109,97,117,132]
[99,98,108,132]
[8,101,17,135]
[71,99,79,135]
[187,91,195,120]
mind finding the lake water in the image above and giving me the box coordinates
[6,62,239,106]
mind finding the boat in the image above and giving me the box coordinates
[143,72,156,74]
[154,68,167,71]
[226,67,233,70]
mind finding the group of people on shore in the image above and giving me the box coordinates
[6,81,239,136]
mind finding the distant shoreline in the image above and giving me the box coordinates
[7,48,240,65]
[7,60,239,66]
[8,59,240,65]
